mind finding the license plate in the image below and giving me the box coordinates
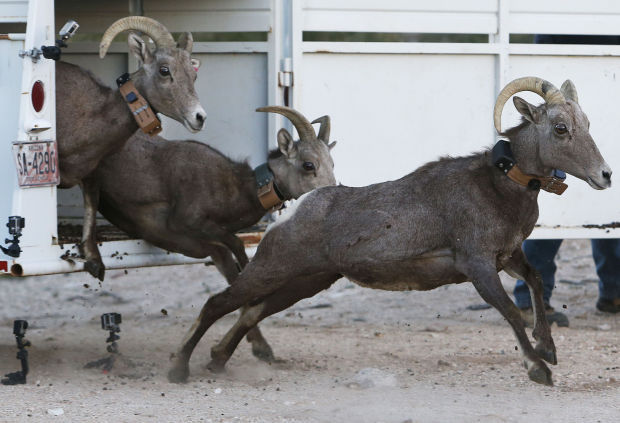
[12,140,59,187]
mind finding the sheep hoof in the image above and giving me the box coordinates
[167,364,190,383]
[251,341,276,363]
[527,362,553,386]
[84,259,105,281]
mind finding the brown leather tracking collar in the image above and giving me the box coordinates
[117,76,162,136]
[254,163,286,210]
[257,180,284,210]
[506,165,568,195]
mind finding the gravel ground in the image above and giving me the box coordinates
[0,239,618,422]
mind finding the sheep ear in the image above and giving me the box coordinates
[561,80,579,103]
[177,32,193,52]
[513,96,542,124]
[328,141,337,150]
[128,33,153,65]
[190,58,201,72]
[277,128,297,158]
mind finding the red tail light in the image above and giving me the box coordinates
[31,80,44,112]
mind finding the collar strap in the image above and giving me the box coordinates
[254,163,286,210]
[492,140,568,195]
[116,73,162,136]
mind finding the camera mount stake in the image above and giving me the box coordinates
[84,313,122,373]
[1,320,31,385]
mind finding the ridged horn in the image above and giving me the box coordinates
[311,115,330,144]
[493,77,565,133]
[256,106,317,141]
[99,16,176,59]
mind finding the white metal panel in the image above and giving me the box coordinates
[0,37,23,249]
[12,0,58,253]
[305,0,498,13]
[511,0,620,14]
[302,2,497,34]
[160,53,269,167]
[0,0,28,23]
[509,0,620,35]
[300,53,496,187]
[146,0,272,33]
[509,13,620,36]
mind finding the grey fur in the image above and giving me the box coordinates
[167,80,611,385]
[57,29,205,280]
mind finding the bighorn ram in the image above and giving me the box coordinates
[167,78,612,385]
[57,17,205,280]
[93,106,336,361]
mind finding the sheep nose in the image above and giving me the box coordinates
[196,112,206,125]
[603,170,612,181]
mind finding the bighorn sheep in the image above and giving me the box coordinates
[93,106,336,361]
[167,78,612,385]
[57,17,205,280]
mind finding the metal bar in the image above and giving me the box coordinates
[63,41,269,54]
[5,242,258,277]
[301,41,620,57]
[302,42,501,54]
[266,0,284,149]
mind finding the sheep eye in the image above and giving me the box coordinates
[159,66,170,76]
[554,123,567,134]
[302,162,315,171]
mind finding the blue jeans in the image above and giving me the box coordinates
[513,239,620,309]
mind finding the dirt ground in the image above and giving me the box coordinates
[0,239,618,422]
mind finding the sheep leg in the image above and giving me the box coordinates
[504,247,557,365]
[210,246,275,362]
[167,206,249,268]
[79,178,105,281]
[457,256,553,386]
[207,273,339,372]
[167,261,289,383]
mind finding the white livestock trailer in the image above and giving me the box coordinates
[1,0,620,278]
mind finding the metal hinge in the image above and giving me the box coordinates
[18,47,43,63]
[278,57,294,87]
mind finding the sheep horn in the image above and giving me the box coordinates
[493,77,565,133]
[256,106,317,142]
[100,16,176,59]
[311,115,331,144]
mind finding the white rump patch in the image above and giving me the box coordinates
[266,191,313,233]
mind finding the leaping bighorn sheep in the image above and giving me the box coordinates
[167,78,612,385]
[56,16,206,280]
[92,106,336,361]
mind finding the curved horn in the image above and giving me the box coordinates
[493,77,565,133]
[100,16,176,59]
[311,115,330,144]
[256,106,317,141]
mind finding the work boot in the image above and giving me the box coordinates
[596,298,620,314]
[520,304,569,328]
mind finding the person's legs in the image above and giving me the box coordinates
[591,239,620,313]
[514,239,563,308]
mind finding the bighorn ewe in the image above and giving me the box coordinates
[167,78,612,385]
[57,16,205,280]
[93,106,336,361]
